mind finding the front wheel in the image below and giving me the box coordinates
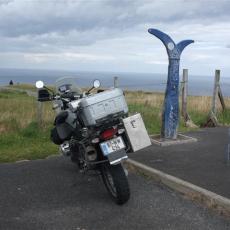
[100,163,130,205]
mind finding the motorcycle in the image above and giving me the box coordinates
[35,77,131,205]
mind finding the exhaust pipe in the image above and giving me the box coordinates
[86,146,97,161]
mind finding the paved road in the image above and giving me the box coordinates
[130,127,230,198]
[0,156,229,230]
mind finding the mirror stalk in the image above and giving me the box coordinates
[43,86,55,97]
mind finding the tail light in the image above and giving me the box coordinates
[100,128,118,140]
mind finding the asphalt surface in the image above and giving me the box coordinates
[0,156,230,230]
[129,127,230,199]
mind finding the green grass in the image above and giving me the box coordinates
[1,87,230,163]
[0,122,58,163]
[9,83,37,91]
[128,103,202,134]
[0,89,28,99]
[187,110,208,126]
[128,103,162,134]
[217,109,230,125]
[0,90,57,162]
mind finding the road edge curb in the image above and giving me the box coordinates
[126,159,230,217]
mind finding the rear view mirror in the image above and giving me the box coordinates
[93,79,101,89]
[36,80,44,89]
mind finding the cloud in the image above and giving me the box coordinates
[23,52,115,63]
[0,0,230,76]
[0,0,13,5]
[0,1,229,54]
[1,0,230,39]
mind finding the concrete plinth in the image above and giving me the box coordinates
[150,133,197,146]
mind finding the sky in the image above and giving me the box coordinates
[0,0,230,76]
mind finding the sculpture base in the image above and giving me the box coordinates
[150,133,197,147]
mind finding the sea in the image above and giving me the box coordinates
[0,68,230,96]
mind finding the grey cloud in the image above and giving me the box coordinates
[0,0,12,5]
[0,1,137,37]
[0,0,230,56]
[0,28,119,53]
[1,0,230,38]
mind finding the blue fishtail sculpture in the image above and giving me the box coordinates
[148,28,194,139]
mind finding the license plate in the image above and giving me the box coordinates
[100,136,125,156]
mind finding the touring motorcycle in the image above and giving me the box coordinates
[36,77,132,204]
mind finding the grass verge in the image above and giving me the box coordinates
[0,122,58,163]
[1,86,230,162]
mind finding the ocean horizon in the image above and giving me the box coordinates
[0,68,230,97]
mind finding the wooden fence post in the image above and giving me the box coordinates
[37,96,43,128]
[211,69,225,113]
[181,69,188,119]
[203,69,225,127]
[211,70,220,115]
[181,69,197,128]
[216,70,226,112]
[114,76,118,88]
[218,86,226,112]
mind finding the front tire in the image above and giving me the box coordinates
[100,163,130,205]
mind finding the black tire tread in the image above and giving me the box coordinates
[101,163,130,205]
